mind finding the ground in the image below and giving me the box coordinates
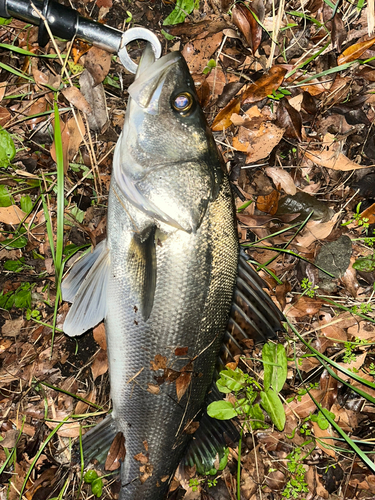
[1,0,375,499]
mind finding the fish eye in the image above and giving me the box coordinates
[172,92,194,114]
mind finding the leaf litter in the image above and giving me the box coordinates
[2,0,375,499]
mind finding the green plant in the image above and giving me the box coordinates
[163,0,199,26]
[203,59,216,75]
[300,277,319,298]
[282,446,309,499]
[267,87,292,101]
[207,342,287,432]
[84,470,103,497]
[342,202,369,229]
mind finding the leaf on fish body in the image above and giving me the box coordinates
[105,432,126,471]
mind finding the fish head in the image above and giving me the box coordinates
[113,45,224,233]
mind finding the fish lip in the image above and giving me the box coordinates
[128,51,183,113]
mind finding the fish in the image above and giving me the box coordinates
[62,44,283,499]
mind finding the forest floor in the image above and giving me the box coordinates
[2,0,375,499]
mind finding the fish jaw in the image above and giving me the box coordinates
[112,49,224,232]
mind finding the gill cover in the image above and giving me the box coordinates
[113,45,223,233]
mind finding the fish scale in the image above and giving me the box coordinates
[106,172,238,499]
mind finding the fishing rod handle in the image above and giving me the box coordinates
[1,0,123,52]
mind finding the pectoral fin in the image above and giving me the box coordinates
[62,240,110,337]
[127,227,156,321]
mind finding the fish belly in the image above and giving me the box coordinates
[105,175,238,499]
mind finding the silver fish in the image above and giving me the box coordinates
[62,45,239,499]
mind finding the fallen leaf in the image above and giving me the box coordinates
[2,316,24,337]
[150,354,167,371]
[241,66,287,104]
[246,122,284,162]
[285,389,325,418]
[134,452,148,464]
[147,383,161,395]
[0,205,26,224]
[286,296,323,318]
[276,99,302,141]
[256,189,280,215]
[232,3,262,53]
[296,213,340,248]
[84,46,112,86]
[175,346,189,356]
[182,33,223,74]
[312,421,336,458]
[91,349,108,380]
[348,321,375,340]
[265,167,297,195]
[62,86,92,114]
[105,432,125,471]
[341,256,359,297]
[338,35,375,65]
[211,98,241,131]
[79,70,108,132]
[176,371,192,401]
[304,133,368,171]
[93,322,107,350]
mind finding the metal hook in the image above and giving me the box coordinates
[118,27,162,74]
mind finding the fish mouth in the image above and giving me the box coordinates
[128,46,182,115]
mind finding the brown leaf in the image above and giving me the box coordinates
[2,316,24,337]
[91,349,108,380]
[105,432,125,471]
[359,202,375,225]
[232,4,262,53]
[175,346,189,356]
[147,383,161,395]
[182,33,223,74]
[62,86,92,114]
[337,35,375,65]
[285,389,325,418]
[276,100,302,141]
[134,452,148,464]
[246,123,284,162]
[286,296,323,318]
[0,205,26,224]
[184,421,200,434]
[93,322,107,350]
[211,98,241,131]
[241,66,287,104]
[348,321,375,341]
[341,256,359,297]
[97,0,112,6]
[84,47,112,86]
[256,189,280,215]
[150,354,167,371]
[265,167,296,195]
[79,70,108,132]
[296,214,340,248]
[312,421,336,458]
[305,134,371,171]
[176,371,192,402]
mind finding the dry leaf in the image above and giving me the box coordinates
[182,33,223,74]
[256,189,280,215]
[0,205,26,224]
[105,432,125,471]
[79,70,108,132]
[241,66,287,104]
[276,99,302,141]
[93,322,107,350]
[348,321,375,340]
[175,346,189,356]
[304,133,367,171]
[62,86,92,114]
[312,421,336,458]
[286,296,323,318]
[134,452,148,464]
[296,213,340,248]
[341,256,359,297]
[246,123,284,162]
[232,3,262,53]
[91,349,108,380]
[2,316,24,337]
[84,46,112,86]
[211,98,241,131]
[285,389,325,418]
[147,383,161,395]
[338,35,375,65]
[150,354,167,371]
[176,371,192,402]
[265,167,296,195]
